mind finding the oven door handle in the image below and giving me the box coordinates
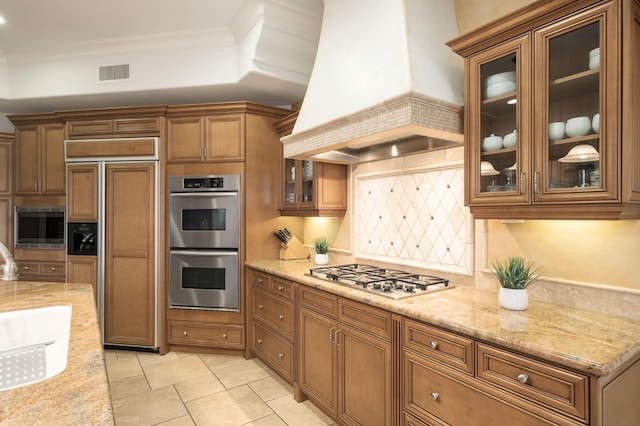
[170,192,237,197]
[170,250,238,256]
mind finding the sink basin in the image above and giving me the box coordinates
[0,305,72,391]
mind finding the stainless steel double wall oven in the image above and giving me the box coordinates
[169,175,240,311]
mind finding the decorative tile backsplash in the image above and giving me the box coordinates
[354,165,472,275]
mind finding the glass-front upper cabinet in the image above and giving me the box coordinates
[283,159,314,208]
[534,4,617,203]
[467,35,531,205]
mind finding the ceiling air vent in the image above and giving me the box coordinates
[98,64,130,82]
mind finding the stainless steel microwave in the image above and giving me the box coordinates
[15,206,65,249]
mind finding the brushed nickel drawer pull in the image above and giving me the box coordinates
[258,304,263,309]
[517,373,529,384]
[329,327,335,344]
[278,353,284,359]
[51,267,56,271]
[430,340,439,350]
[279,314,284,320]
[257,278,263,284]
[222,334,227,339]
[23,266,30,271]
[335,329,340,347]
[183,331,188,336]
[257,338,263,344]
[278,286,284,291]
[431,392,439,401]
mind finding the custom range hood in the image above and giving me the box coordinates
[282,0,465,164]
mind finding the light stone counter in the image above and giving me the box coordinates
[0,281,113,425]
[247,258,640,378]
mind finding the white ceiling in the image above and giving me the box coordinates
[0,0,322,115]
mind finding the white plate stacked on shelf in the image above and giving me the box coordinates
[485,71,516,98]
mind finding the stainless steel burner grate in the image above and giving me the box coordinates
[307,264,452,299]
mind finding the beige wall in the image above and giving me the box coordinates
[453,0,536,34]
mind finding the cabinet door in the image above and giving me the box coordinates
[315,162,348,211]
[67,255,98,305]
[0,140,12,195]
[204,114,245,161]
[283,158,298,207]
[14,125,40,195]
[467,35,531,205]
[0,198,12,250]
[104,162,156,347]
[167,116,204,162]
[338,323,392,426]
[534,2,618,203]
[40,123,66,195]
[299,307,338,416]
[67,164,99,222]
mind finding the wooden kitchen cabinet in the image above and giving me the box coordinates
[15,260,66,282]
[67,255,98,303]
[166,113,245,162]
[12,119,65,196]
[298,285,393,426]
[248,269,296,382]
[280,159,348,216]
[66,164,99,222]
[0,133,13,250]
[448,0,640,219]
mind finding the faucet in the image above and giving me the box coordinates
[0,241,18,281]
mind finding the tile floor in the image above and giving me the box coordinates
[104,350,336,426]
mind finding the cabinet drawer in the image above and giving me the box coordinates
[253,291,293,339]
[403,319,474,375]
[300,286,338,317]
[404,351,552,426]
[476,343,588,422]
[250,269,271,292]
[252,322,294,381]
[67,120,112,136]
[270,276,294,301]
[113,117,161,133]
[40,261,65,277]
[167,321,243,348]
[338,298,392,340]
[16,261,41,276]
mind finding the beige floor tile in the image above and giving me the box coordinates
[248,374,292,402]
[158,415,196,425]
[108,374,150,400]
[186,385,273,426]
[267,395,333,426]
[137,351,180,367]
[144,354,213,389]
[105,353,144,382]
[112,385,188,426]
[243,414,288,426]
[202,355,271,389]
[174,374,226,402]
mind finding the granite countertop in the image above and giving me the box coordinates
[247,259,640,378]
[0,281,113,425]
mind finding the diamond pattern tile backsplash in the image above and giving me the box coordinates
[355,166,472,275]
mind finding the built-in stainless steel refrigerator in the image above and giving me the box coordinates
[65,137,159,349]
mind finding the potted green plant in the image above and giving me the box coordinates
[314,237,329,265]
[491,256,543,311]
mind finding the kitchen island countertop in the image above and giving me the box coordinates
[0,280,113,425]
[247,258,640,378]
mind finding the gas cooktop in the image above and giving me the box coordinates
[307,264,452,300]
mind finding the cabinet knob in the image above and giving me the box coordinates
[23,266,30,271]
[277,286,284,291]
[222,334,227,339]
[431,392,439,401]
[257,278,263,284]
[517,373,529,384]
[183,331,188,336]
[430,340,439,350]
[258,304,263,309]
[278,353,284,359]
[257,339,263,344]
[279,314,284,320]
[50,267,56,271]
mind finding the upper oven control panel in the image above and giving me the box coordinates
[169,175,240,192]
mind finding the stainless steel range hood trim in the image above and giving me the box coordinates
[281,92,464,164]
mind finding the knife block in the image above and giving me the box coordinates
[279,236,310,260]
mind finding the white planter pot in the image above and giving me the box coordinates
[498,287,529,311]
[314,253,329,265]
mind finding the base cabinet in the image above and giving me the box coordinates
[299,286,393,426]
[67,255,98,304]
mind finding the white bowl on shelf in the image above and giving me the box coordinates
[480,161,500,176]
[565,116,592,137]
[558,144,600,163]
[549,122,566,140]
[503,130,517,148]
[592,113,600,133]
[482,134,503,151]
[589,48,600,70]
[485,81,516,98]
[485,71,516,87]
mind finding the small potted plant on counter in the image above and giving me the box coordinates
[314,237,329,265]
[492,256,543,311]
